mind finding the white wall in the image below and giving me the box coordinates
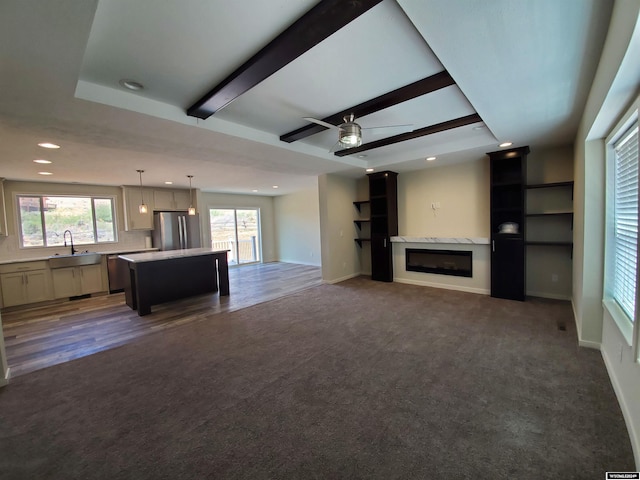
[273,185,321,266]
[318,173,360,283]
[201,191,277,263]
[573,0,640,466]
[398,158,490,238]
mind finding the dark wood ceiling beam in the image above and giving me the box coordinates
[333,113,482,157]
[279,71,455,143]
[187,0,383,119]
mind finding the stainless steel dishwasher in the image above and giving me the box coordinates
[107,255,129,293]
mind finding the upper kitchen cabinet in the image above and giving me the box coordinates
[122,186,154,231]
[153,188,191,211]
[0,179,7,236]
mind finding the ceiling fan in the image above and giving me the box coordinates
[304,114,412,150]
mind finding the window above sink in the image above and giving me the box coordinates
[17,195,117,248]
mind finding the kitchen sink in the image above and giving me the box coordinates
[48,252,103,269]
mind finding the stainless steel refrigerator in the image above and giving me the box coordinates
[152,211,202,250]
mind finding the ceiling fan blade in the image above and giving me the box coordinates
[328,140,341,153]
[363,124,414,135]
[304,117,338,130]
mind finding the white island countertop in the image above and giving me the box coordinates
[390,236,490,245]
[119,248,229,263]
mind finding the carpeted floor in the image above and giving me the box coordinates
[0,277,634,479]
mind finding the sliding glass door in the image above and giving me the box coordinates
[209,208,260,265]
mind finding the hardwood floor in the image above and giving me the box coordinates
[1,262,322,377]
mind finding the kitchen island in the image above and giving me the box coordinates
[119,248,229,316]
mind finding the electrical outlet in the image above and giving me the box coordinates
[551,274,559,282]
[435,201,441,208]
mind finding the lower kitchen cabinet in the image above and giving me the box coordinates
[52,264,104,299]
[0,261,52,307]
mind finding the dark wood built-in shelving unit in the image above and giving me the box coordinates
[488,146,529,301]
[354,171,398,282]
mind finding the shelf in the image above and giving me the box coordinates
[492,181,522,188]
[354,219,370,230]
[526,181,574,189]
[353,200,370,212]
[493,207,522,213]
[526,211,573,217]
[354,238,371,247]
[526,241,573,246]
[494,233,524,240]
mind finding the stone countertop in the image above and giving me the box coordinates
[119,248,229,263]
[0,248,159,265]
[390,236,490,245]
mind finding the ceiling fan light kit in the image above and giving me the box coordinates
[339,121,362,148]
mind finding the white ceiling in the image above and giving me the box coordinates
[0,0,613,195]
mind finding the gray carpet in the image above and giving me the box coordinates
[0,277,634,479]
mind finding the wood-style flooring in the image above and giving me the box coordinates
[1,262,322,377]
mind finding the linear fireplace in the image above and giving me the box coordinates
[405,248,472,277]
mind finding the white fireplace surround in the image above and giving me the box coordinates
[390,236,490,295]
[390,236,490,244]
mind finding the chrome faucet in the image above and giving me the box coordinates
[63,230,77,255]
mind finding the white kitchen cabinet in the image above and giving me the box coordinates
[0,261,52,307]
[122,186,154,231]
[153,188,191,211]
[51,264,105,299]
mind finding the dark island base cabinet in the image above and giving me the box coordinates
[491,237,525,301]
[125,253,229,316]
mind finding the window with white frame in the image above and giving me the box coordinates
[607,121,639,327]
[17,195,116,248]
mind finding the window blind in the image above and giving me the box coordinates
[613,124,639,322]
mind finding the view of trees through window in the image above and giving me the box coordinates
[19,195,116,247]
[210,208,260,265]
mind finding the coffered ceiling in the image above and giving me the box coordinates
[0,0,613,194]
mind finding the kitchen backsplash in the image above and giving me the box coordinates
[0,230,150,262]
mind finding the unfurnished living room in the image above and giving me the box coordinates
[0,0,639,478]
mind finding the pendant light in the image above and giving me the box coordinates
[187,175,196,215]
[136,169,148,214]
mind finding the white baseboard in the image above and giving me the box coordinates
[326,272,360,284]
[393,277,490,296]
[578,339,601,350]
[526,290,571,301]
[0,366,11,387]
[601,348,640,468]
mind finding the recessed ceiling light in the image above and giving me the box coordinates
[38,171,53,175]
[272,185,279,189]
[366,168,374,172]
[358,155,368,158]
[33,159,52,164]
[426,156,436,161]
[119,79,144,91]
[252,189,258,192]
[164,181,173,185]
[499,142,513,148]
[38,142,60,149]
[472,125,486,131]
